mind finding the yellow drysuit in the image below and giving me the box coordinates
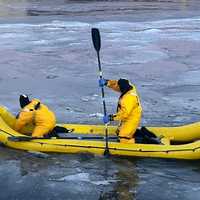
[14,99,56,137]
[107,80,142,143]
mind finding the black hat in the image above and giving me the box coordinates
[19,94,30,108]
[118,79,132,93]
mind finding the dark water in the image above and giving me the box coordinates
[0,0,200,199]
[1,146,200,200]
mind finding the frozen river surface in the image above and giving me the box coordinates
[0,0,200,199]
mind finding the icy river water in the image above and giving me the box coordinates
[0,0,200,199]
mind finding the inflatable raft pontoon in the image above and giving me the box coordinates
[1,106,200,160]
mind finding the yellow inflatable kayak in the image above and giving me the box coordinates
[61,122,200,143]
[1,106,200,160]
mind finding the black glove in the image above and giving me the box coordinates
[16,113,20,119]
[109,114,114,121]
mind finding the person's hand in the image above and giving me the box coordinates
[98,78,108,87]
[103,114,114,124]
[16,113,20,119]
[103,115,109,124]
[109,114,114,121]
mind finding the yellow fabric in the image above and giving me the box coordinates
[0,106,16,128]
[118,113,141,141]
[0,106,33,134]
[14,99,56,137]
[107,80,142,143]
[120,138,135,144]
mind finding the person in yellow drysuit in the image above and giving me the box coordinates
[14,95,56,137]
[99,78,142,143]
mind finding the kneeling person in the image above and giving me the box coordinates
[14,95,56,138]
[99,78,142,144]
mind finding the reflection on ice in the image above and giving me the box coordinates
[51,172,90,182]
[50,172,118,185]
[89,113,103,118]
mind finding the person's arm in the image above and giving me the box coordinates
[14,111,33,132]
[113,94,138,121]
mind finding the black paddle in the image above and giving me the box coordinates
[8,135,118,142]
[91,28,110,157]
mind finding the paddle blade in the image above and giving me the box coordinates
[91,28,101,52]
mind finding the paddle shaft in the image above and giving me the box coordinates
[91,28,109,156]
[97,52,107,116]
[97,51,109,156]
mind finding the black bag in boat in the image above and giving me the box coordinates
[135,127,161,144]
[45,126,74,138]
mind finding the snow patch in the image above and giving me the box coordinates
[89,113,103,118]
[57,173,90,182]
[51,172,118,186]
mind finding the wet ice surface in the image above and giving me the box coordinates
[1,0,200,199]
[1,17,200,124]
[1,147,200,200]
